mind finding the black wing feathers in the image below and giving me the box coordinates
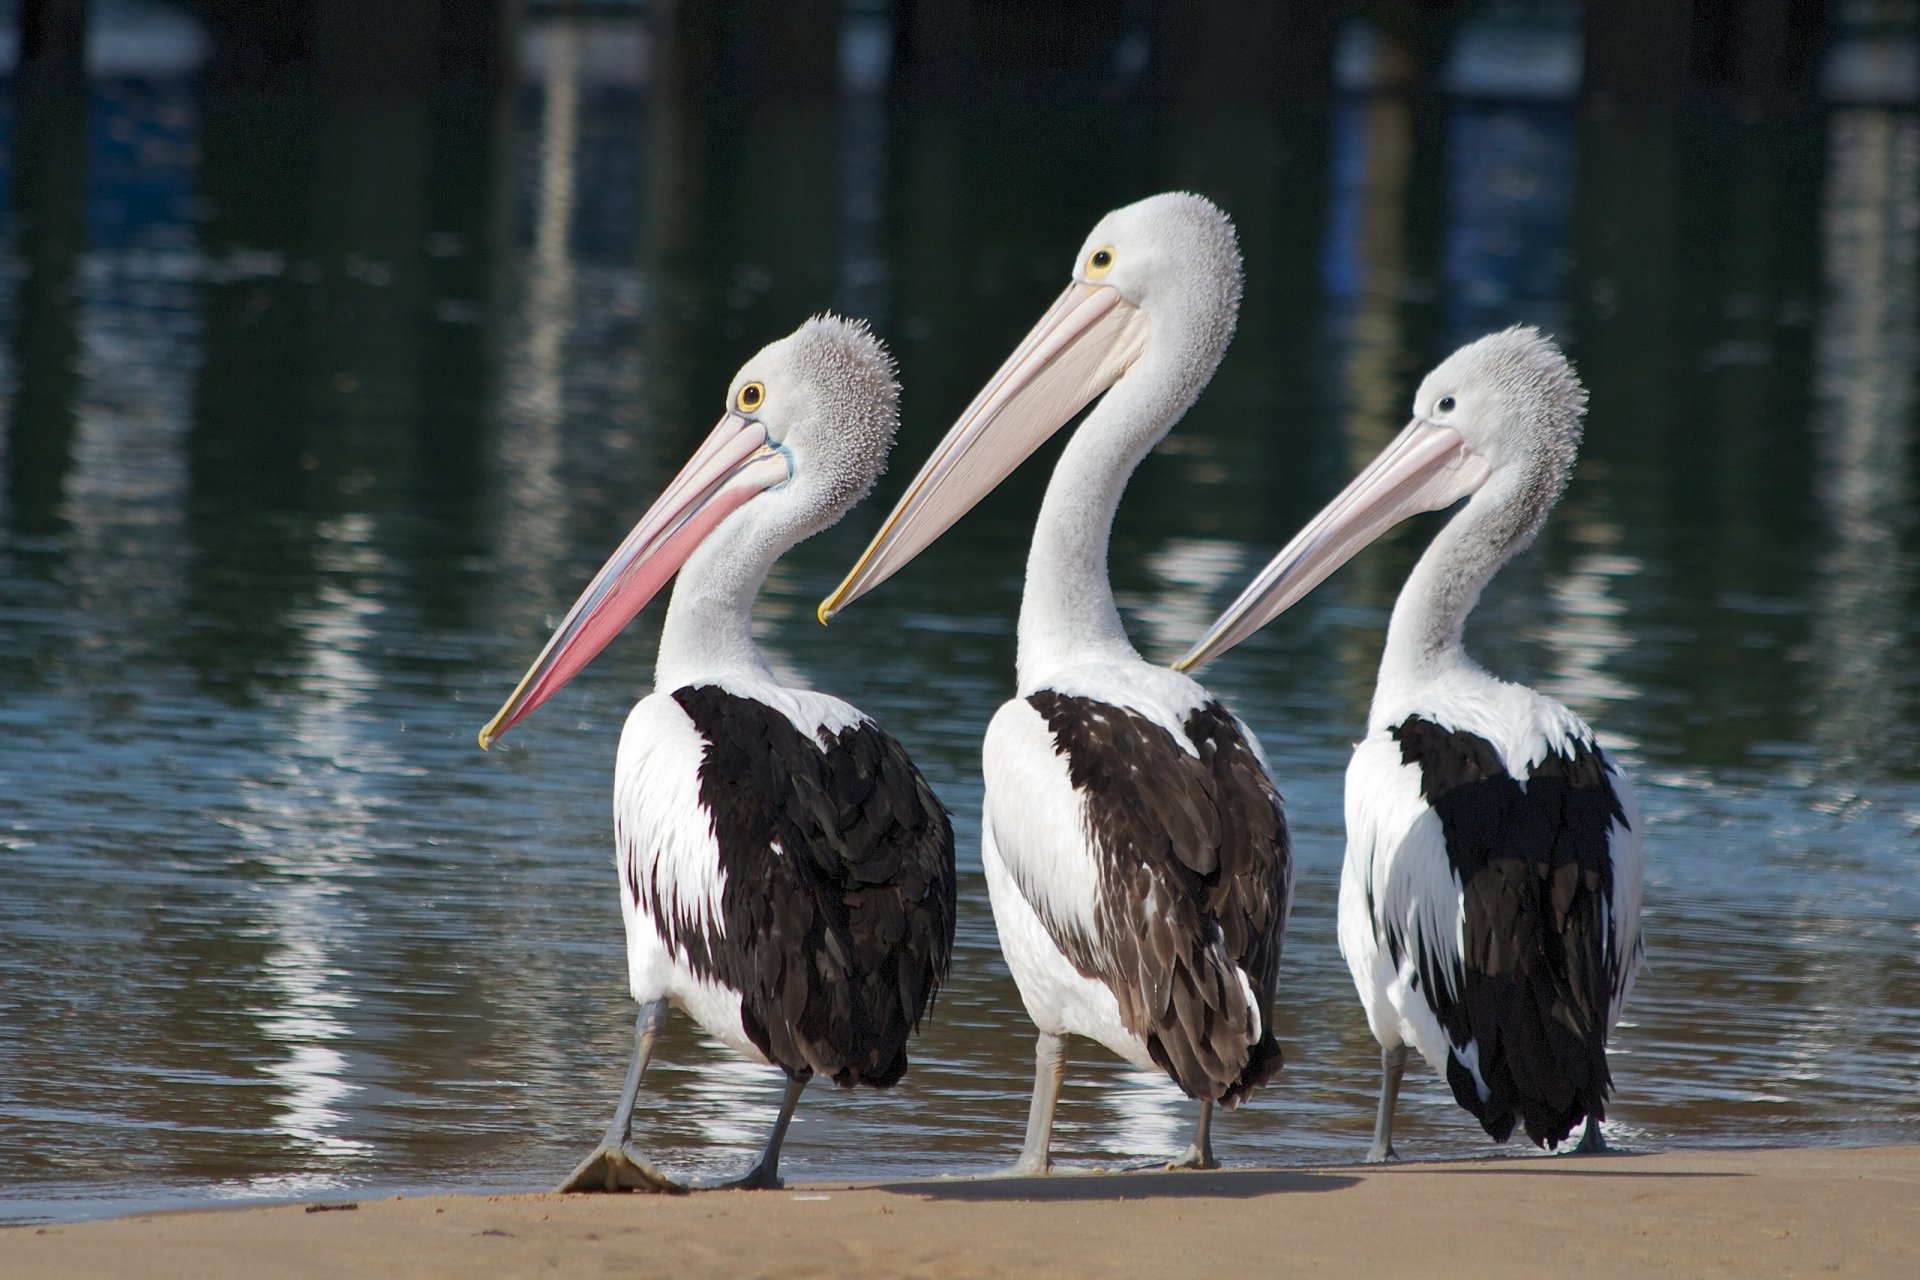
[1027,692,1290,1106]
[669,685,957,1089]
[1390,714,1628,1148]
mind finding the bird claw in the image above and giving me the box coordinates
[557,1145,688,1194]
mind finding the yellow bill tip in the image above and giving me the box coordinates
[815,600,836,626]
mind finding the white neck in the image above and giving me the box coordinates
[653,512,784,693]
[1016,345,1207,686]
[1370,476,1540,727]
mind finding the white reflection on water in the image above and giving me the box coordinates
[1533,501,1643,742]
[522,18,580,434]
[1103,1067,1187,1163]
[493,16,581,634]
[674,1049,782,1155]
[1808,107,1919,784]
[230,514,401,1163]
[1124,536,1248,666]
[64,228,199,636]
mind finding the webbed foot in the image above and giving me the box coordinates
[1167,1098,1217,1169]
[1166,1143,1219,1171]
[709,1159,784,1191]
[557,1144,687,1194]
[986,1153,1052,1179]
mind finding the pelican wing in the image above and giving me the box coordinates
[1375,713,1638,1147]
[662,684,957,1088]
[989,690,1291,1104]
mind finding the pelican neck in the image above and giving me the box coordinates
[652,512,783,693]
[1014,344,1197,686]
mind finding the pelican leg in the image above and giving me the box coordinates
[1167,1098,1218,1171]
[1366,1044,1409,1164]
[1574,1114,1608,1154]
[1000,1030,1067,1176]
[558,999,685,1193]
[715,1075,808,1190]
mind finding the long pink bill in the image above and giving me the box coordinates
[478,413,790,748]
[817,280,1149,623]
[1174,418,1490,673]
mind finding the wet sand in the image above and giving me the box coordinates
[5,1145,1915,1279]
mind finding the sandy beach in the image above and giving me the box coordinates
[5,1145,1915,1279]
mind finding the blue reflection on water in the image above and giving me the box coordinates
[1442,103,1575,342]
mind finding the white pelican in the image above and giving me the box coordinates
[820,193,1292,1173]
[480,316,957,1191]
[1178,326,1645,1159]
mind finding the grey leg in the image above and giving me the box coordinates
[716,1075,808,1190]
[1167,1098,1218,1170]
[1366,1044,1409,1164]
[1002,1031,1067,1176]
[557,1000,684,1193]
[1573,1113,1608,1154]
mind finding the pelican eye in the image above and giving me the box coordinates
[1087,246,1116,279]
[1436,395,1457,415]
[737,381,766,413]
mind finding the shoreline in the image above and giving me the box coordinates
[5,1143,1916,1278]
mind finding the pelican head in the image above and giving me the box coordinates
[817,191,1242,622]
[480,314,898,747]
[1176,326,1586,672]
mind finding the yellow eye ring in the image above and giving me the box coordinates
[736,381,766,413]
[1087,246,1116,279]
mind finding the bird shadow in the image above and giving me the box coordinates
[870,1167,1360,1203]
[1328,1148,1750,1180]
[865,1150,1748,1201]
[1376,1164,1745,1180]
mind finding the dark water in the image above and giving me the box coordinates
[3,14,1919,1225]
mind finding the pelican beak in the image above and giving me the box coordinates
[478,413,791,749]
[817,281,1149,622]
[1174,418,1491,673]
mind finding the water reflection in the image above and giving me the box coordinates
[835,7,892,324]
[239,515,396,1164]
[1806,107,1919,784]
[4,8,1920,1227]
[1440,103,1575,342]
[3,51,86,537]
[491,18,579,643]
[672,1054,784,1164]
[1531,496,1643,735]
[1121,536,1248,666]
[1317,90,1417,719]
[1323,95,1412,458]
[518,19,579,434]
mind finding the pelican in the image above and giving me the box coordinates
[820,193,1291,1173]
[1178,326,1645,1159]
[480,315,957,1192]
